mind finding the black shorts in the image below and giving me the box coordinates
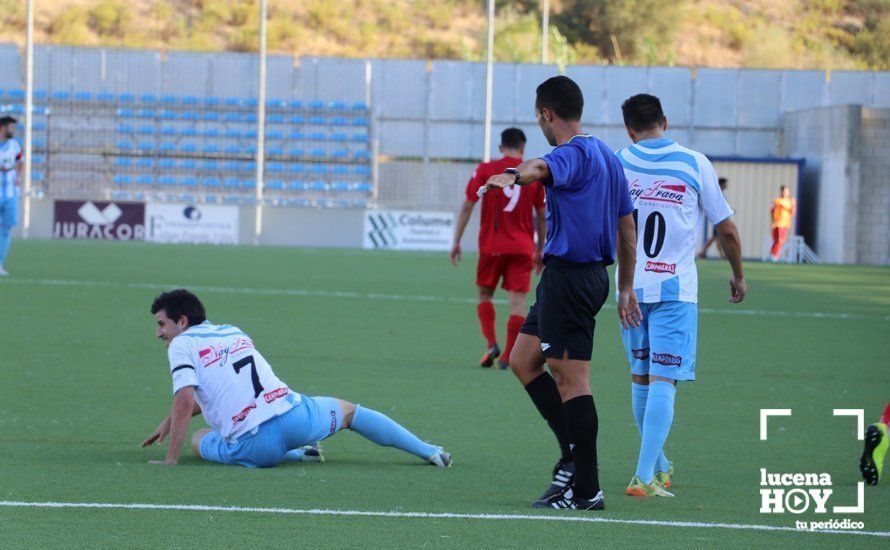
[519,257,609,361]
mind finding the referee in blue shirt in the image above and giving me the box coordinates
[483,76,641,511]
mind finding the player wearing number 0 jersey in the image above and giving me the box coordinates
[142,289,451,469]
[615,94,746,498]
[451,128,546,370]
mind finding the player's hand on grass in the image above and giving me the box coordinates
[617,289,643,330]
[141,416,171,447]
[484,173,515,192]
[729,274,747,303]
[533,249,543,275]
[450,243,461,267]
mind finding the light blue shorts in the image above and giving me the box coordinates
[199,394,344,468]
[0,195,18,227]
[620,301,697,382]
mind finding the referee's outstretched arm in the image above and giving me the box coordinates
[483,159,550,191]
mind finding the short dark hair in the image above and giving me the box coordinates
[0,116,17,126]
[621,94,666,133]
[500,127,526,149]
[718,177,728,189]
[151,289,206,326]
[535,76,583,121]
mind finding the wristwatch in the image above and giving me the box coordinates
[503,167,520,184]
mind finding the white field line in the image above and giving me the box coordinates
[2,277,888,321]
[0,501,887,538]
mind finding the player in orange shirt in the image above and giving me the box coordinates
[451,128,546,369]
[769,186,796,262]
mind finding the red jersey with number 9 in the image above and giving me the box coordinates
[465,156,545,256]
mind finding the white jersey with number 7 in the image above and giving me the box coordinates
[615,138,733,304]
[167,320,298,439]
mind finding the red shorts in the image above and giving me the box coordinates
[477,253,534,293]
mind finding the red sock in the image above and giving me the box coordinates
[881,402,890,425]
[502,314,525,366]
[477,302,497,347]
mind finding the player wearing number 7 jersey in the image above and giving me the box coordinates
[615,94,746,497]
[142,289,451,468]
[451,128,546,370]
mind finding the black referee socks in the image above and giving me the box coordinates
[563,395,600,499]
[524,372,573,461]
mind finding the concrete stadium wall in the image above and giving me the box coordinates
[781,105,889,265]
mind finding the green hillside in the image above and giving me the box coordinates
[0,0,887,69]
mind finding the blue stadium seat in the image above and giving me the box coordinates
[329,101,348,110]
[181,159,198,170]
[331,133,348,142]
[310,116,327,125]
[203,177,221,188]
[308,100,325,110]
[33,90,48,100]
[117,108,135,118]
[266,130,284,140]
[332,117,349,126]
[267,99,287,108]
[224,97,242,107]
[114,174,132,185]
[287,148,306,158]
[138,141,157,152]
[353,165,371,176]
[203,112,220,122]
[288,100,304,109]
[136,109,155,118]
[309,181,328,191]
[202,160,219,170]
[244,144,257,155]
[158,175,177,186]
[331,165,349,175]
[113,157,132,167]
[74,91,92,101]
[51,91,70,101]
[290,181,309,191]
[7,89,23,100]
[244,113,258,123]
[203,97,221,107]
[116,140,133,150]
[354,182,373,192]
[267,146,285,156]
[352,117,369,126]
[158,158,176,169]
[267,114,285,124]
[180,142,198,153]
[289,131,306,141]
[136,175,154,185]
[117,124,135,133]
[224,160,241,172]
[331,182,350,192]
[310,164,328,175]
[97,92,115,102]
[332,150,349,160]
[353,150,371,160]
[224,145,241,155]
[224,177,241,188]
[31,121,47,131]
[245,98,258,107]
[310,149,326,159]
[31,171,45,182]
[245,161,257,171]
[289,115,307,125]
[180,127,198,137]
[137,125,156,135]
[181,176,198,187]
[225,129,241,139]
[181,111,200,121]
[202,128,220,138]
[310,132,327,141]
[31,137,47,148]
[135,158,153,168]
[119,93,136,103]
[161,126,176,136]
[160,110,178,120]
[161,95,178,105]
[351,101,368,110]
[224,112,241,122]
[139,94,158,103]
[267,162,285,173]
[289,162,307,174]
[352,133,369,142]
[160,142,176,153]
[244,129,258,139]
[266,179,286,190]
[202,144,220,154]
[183,96,200,106]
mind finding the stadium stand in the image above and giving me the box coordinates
[0,89,374,208]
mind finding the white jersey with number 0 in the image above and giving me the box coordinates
[167,320,298,439]
[615,138,733,303]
